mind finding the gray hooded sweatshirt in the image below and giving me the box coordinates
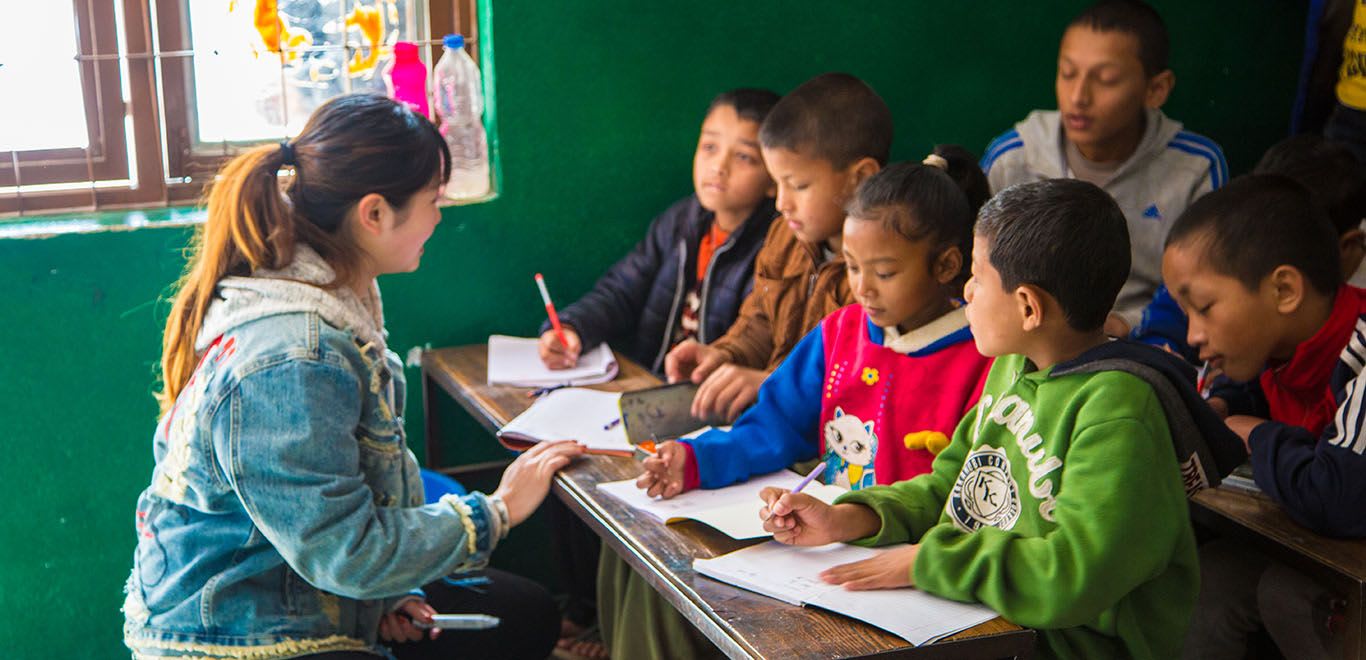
[981,108,1227,327]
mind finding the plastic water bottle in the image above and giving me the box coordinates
[432,33,489,198]
[387,41,430,119]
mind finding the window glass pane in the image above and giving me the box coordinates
[0,0,90,151]
[189,0,424,144]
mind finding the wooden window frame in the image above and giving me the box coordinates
[2,0,480,217]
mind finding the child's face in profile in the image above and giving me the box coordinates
[1055,26,1153,159]
[693,104,774,218]
[843,216,955,334]
[761,146,857,246]
[963,236,1024,357]
[1162,236,1287,382]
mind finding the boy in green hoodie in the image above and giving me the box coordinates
[760,179,1201,659]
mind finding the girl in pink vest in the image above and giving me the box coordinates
[638,147,993,495]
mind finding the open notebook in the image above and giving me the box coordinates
[486,335,618,387]
[695,541,998,646]
[497,388,634,456]
[596,469,846,539]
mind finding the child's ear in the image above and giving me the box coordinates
[933,247,963,286]
[1015,285,1047,332]
[353,193,388,236]
[846,157,881,190]
[1144,69,1175,109]
[1267,264,1308,315]
[1340,228,1366,280]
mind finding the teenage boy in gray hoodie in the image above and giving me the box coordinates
[981,0,1226,336]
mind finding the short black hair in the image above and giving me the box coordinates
[758,72,893,168]
[1254,134,1366,236]
[708,87,781,125]
[1166,174,1341,296]
[976,179,1131,331]
[1068,0,1170,77]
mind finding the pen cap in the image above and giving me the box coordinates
[534,273,553,303]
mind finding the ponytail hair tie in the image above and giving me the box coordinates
[922,153,949,171]
[278,141,297,167]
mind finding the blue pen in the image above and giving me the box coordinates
[442,575,491,593]
[761,460,827,522]
[526,383,571,398]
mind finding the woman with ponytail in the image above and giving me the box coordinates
[124,94,577,660]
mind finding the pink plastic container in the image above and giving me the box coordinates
[388,41,430,118]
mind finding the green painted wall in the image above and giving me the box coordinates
[0,1,1302,656]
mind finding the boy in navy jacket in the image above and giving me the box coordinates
[535,88,778,658]
[539,89,779,374]
[1164,175,1366,659]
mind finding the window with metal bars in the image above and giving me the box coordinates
[0,0,483,219]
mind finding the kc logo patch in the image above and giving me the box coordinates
[948,446,1021,532]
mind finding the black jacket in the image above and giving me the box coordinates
[545,195,777,374]
[1053,339,1249,494]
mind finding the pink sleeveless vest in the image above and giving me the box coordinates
[818,305,991,489]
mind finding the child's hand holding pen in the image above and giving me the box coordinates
[534,273,581,369]
[760,485,881,548]
[537,326,582,369]
[634,440,688,499]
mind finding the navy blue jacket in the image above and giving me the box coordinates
[1248,313,1366,538]
[545,195,777,374]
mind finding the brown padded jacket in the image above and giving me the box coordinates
[708,219,853,370]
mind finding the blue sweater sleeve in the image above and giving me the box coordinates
[1130,285,1195,360]
[682,325,826,489]
[1249,411,1366,539]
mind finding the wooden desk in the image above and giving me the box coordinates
[422,345,1035,659]
[1192,487,1366,660]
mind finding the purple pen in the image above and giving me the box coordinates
[791,460,827,493]
[762,460,827,522]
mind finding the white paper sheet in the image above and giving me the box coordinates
[487,335,618,387]
[694,541,998,645]
[596,470,846,539]
[497,388,632,453]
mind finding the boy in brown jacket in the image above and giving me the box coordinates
[666,72,891,422]
[600,72,893,659]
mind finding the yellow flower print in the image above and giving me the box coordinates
[860,367,879,386]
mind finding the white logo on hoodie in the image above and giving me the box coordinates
[966,393,1063,522]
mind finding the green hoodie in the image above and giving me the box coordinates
[837,352,1197,659]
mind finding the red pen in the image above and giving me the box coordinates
[535,273,570,350]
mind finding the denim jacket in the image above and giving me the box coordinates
[123,247,503,659]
